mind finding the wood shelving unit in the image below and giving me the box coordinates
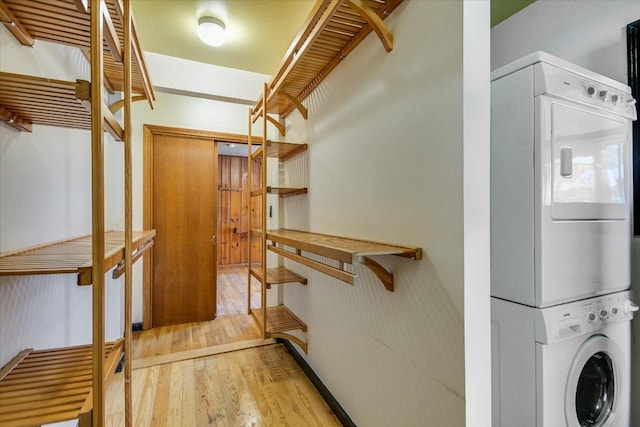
[0,340,123,427]
[267,229,421,291]
[250,266,308,289]
[0,1,153,425]
[0,230,155,285]
[247,85,309,353]
[251,0,403,123]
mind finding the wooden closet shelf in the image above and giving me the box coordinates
[1,0,155,102]
[0,72,124,139]
[0,230,156,285]
[252,0,403,119]
[250,266,308,288]
[251,305,307,334]
[251,141,308,161]
[251,187,308,198]
[267,229,421,291]
[0,339,123,427]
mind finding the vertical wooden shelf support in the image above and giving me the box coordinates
[90,0,106,425]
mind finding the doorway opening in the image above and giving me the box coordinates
[216,142,261,317]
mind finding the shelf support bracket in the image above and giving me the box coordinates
[0,106,33,132]
[102,4,123,64]
[360,256,394,292]
[265,114,286,136]
[270,332,308,354]
[0,1,35,46]
[76,80,125,141]
[280,91,308,120]
[344,0,393,52]
[109,95,147,114]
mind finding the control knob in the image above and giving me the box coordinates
[611,94,619,104]
[611,306,619,315]
[586,86,596,97]
[599,90,608,100]
[587,312,598,322]
[623,300,639,314]
[599,308,608,319]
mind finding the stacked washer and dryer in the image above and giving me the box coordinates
[491,52,639,427]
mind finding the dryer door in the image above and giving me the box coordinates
[565,335,625,426]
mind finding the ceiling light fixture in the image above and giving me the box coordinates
[197,16,226,47]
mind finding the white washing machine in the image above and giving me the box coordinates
[491,52,637,307]
[491,291,638,426]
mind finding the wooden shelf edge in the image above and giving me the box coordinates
[251,266,307,286]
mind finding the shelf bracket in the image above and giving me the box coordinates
[280,91,308,120]
[270,332,308,354]
[108,95,147,114]
[265,114,286,136]
[73,0,89,13]
[76,80,125,141]
[0,106,32,132]
[344,0,394,52]
[102,4,124,64]
[0,1,34,46]
[359,256,394,292]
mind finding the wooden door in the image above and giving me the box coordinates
[148,130,217,327]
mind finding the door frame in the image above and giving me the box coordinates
[142,124,250,329]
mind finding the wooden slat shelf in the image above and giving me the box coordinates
[0,72,123,139]
[252,0,403,120]
[0,339,123,427]
[0,230,155,285]
[250,266,308,288]
[251,141,308,161]
[251,187,308,198]
[266,228,421,291]
[251,305,307,334]
[0,0,155,103]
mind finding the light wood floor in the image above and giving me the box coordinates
[110,267,340,426]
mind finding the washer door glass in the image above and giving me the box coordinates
[575,352,615,426]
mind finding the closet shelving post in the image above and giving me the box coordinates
[0,1,155,426]
[247,83,310,354]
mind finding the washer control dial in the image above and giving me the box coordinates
[623,300,639,314]
[586,86,596,97]
[587,312,598,322]
[599,308,609,319]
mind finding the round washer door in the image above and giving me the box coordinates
[565,335,627,426]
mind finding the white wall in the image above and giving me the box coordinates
[282,1,490,425]
[0,29,124,368]
[492,0,640,423]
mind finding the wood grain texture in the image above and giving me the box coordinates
[217,266,261,316]
[0,230,156,284]
[252,0,404,119]
[106,344,340,427]
[217,155,249,266]
[151,133,217,327]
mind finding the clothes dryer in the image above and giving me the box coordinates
[491,52,637,307]
[491,291,638,426]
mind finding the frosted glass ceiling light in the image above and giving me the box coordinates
[197,16,226,47]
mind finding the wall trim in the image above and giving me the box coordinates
[628,19,640,235]
[278,339,356,427]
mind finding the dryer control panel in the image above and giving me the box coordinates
[534,290,637,344]
[534,62,637,120]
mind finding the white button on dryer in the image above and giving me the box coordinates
[587,312,597,322]
[611,94,619,104]
[599,308,608,319]
[611,306,619,315]
[586,86,596,97]
[599,90,608,100]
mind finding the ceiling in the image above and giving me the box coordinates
[131,0,315,75]
[131,0,536,76]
